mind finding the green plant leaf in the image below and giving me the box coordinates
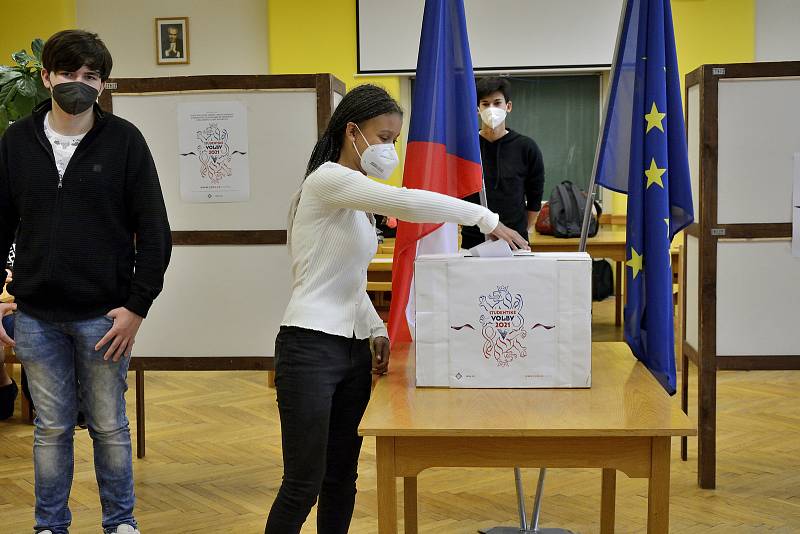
[15,76,36,98]
[34,76,50,103]
[12,50,34,67]
[5,98,20,119]
[0,104,8,136]
[31,38,44,62]
[10,95,34,119]
[0,69,23,86]
[0,82,16,106]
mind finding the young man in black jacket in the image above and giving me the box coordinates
[0,30,171,534]
[461,77,545,249]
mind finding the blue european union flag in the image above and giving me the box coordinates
[594,0,694,394]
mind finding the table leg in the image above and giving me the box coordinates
[647,437,671,534]
[403,476,418,534]
[615,260,622,326]
[267,370,275,388]
[681,354,689,461]
[600,468,616,534]
[377,437,398,534]
[697,362,717,489]
[135,368,145,459]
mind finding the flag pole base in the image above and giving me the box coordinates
[478,469,575,534]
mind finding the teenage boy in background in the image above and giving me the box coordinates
[461,77,545,249]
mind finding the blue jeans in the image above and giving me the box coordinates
[13,311,137,534]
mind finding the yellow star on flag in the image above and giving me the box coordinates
[627,247,643,280]
[644,102,666,133]
[645,158,666,189]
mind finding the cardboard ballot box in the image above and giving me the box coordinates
[414,252,591,388]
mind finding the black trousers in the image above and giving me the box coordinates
[265,326,373,534]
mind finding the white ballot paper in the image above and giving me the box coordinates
[468,239,513,257]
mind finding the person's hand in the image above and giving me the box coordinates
[488,222,531,251]
[0,302,17,347]
[371,336,390,375]
[95,307,143,362]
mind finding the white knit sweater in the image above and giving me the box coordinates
[281,162,499,340]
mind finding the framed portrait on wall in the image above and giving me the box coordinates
[155,17,190,65]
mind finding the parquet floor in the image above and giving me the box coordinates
[1,299,798,533]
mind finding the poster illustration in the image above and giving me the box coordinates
[178,101,250,203]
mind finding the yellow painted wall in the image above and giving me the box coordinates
[673,0,755,83]
[610,0,756,214]
[0,0,76,62]
[267,0,406,186]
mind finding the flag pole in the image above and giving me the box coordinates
[477,134,492,242]
[478,146,488,209]
[579,0,631,253]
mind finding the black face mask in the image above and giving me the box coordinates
[51,81,99,115]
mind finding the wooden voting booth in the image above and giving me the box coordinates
[97,74,346,457]
[681,62,800,489]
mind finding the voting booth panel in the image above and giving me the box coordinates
[97,75,345,457]
[682,62,800,488]
[98,74,344,366]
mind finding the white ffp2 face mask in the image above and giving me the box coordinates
[480,106,507,129]
[353,125,399,180]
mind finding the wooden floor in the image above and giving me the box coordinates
[1,299,799,533]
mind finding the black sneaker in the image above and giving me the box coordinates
[0,379,19,420]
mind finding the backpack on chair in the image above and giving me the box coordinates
[548,181,601,238]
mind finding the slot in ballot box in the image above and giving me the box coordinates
[414,252,592,388]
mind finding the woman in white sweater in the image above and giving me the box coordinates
[265,84,528,534]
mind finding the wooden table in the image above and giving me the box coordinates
[359,343,696,533]
[367,254,393,306]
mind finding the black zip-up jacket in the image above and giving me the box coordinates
[0,100,171,322]
[461,129,544,249]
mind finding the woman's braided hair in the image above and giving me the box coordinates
[305,84,403,177]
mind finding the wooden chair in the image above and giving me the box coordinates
[3,274,33,422]
[3,347,33,423]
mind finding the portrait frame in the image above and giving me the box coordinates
[155,17,190,65]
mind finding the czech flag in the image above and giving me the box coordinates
[387,0,484,344]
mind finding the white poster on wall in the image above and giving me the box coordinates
[178,101,250,203]
[793,153,800,258]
